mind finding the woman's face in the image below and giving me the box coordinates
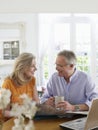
[24,59,37,78]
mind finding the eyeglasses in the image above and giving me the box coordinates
[55,63,69,68]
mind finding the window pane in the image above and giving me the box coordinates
[54,23,70,51]
[76,23,91,73]
[96,24,98,77]
[3,41,19,60]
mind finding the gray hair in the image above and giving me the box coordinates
[58,50,77,65]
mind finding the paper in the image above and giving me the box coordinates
[66,110,88,115]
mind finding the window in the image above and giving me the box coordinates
[3,41,19,60]
[76,23,91,73]
[0,23,25,63]
[38,13,98,86]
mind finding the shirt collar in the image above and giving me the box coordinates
[69,68,78,82]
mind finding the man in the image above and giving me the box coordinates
[41,50,98,111]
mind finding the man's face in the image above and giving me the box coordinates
[55,55,72,77]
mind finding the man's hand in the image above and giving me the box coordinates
[45,97,55,107]
[56,101,74,111]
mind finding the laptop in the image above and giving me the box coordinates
[60,98,98,130]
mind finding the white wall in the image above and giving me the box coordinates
[0,13,38,54]
[0,0,98,13]
[0,14,39,86]
[0,0,98,86]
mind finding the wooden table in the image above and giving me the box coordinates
[34,117,71,130]
[2,115,85,130]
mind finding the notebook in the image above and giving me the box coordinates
[60,98,98,130]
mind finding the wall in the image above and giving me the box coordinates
[0,0,98,13]
[2,14,38,54]
[0,13,38,86]
[0,0,98,86]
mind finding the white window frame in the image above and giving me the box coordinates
[0,22,26,65]
[38,13,98,86]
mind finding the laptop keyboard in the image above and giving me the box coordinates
[60,117,87,130]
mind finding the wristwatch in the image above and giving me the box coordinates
[74,105,80,111]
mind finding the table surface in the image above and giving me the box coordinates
[2,115,85,130]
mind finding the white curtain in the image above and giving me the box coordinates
[38,14,56,86]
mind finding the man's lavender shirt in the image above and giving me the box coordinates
[41,69,98,107]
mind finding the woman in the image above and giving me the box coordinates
[2,52,39,116]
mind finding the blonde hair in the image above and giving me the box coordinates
[58,50,77,65]
[9,52,35,86]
